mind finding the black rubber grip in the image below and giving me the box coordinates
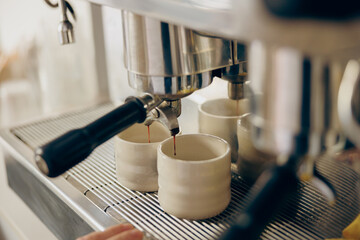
[35,98,147,177]
[220,162,298,240]
[263,0,360,19]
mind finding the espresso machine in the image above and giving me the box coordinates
[1,0,360,239]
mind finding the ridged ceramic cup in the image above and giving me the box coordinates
[157,134,231,220]
[198,98,249,163]
[114,122,171,192]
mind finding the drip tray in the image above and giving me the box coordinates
[7,103,360,239]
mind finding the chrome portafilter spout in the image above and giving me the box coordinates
[221,43,247,100]
[223,62,247,100]
[144,100,181,136]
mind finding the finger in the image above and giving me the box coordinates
[77,224,134,240]
[107,229,144,240]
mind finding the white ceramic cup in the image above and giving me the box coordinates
[198,98,249,163]
[114,122,171,192]
[237,113,276,182]
[157,134,231,220]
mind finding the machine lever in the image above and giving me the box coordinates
[35,95,160,177]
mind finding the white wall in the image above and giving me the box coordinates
[0,0,45,54]
[102,6,135,103]
[0,0,100,116]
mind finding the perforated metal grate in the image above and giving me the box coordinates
[11,103,360,240]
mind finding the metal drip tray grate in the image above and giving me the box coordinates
[10,103,360,240]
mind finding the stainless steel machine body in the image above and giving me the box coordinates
[122,10,246,99]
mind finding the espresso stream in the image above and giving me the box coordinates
[236,100,240,116]
[147,125,176,156]
[148,100,241,156]
[173,135,176,156]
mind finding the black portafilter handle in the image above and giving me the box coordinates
[35,95,157,177]
[220,159,299,240]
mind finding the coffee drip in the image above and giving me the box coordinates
[236,100,240,116]
[146,124,177,155]
[173,135,177,156]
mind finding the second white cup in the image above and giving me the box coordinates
[114,122,171,192]
[198,98,249,163]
